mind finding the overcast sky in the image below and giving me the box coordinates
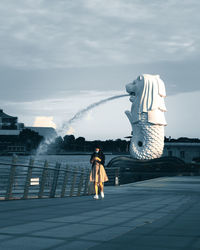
[0,0,200,140]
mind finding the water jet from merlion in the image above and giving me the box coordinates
[36,94,129,155]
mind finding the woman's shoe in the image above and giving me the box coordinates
[101,192,104,199]
[94,195,99,199]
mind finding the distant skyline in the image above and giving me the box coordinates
[0,0,200,140]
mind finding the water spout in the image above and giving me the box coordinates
[58,94,129,134]
[36,93,129,155]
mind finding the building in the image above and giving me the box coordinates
[163,142,200,163]
[0,109,26,154]
[0,109,57,139]
[0,109,17,129]
[0,109,57,154]
[0,109,24,135]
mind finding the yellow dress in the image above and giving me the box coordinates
[90,157,108,183]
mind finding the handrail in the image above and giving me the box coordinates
[0,162,85,174]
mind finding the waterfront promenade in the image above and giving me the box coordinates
[0,176,200,250]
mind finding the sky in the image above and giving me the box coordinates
[0,0,200,140]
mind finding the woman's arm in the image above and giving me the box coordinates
[94,157,101,162]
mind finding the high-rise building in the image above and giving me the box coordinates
[0,109,24,135]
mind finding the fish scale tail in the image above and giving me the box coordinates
[130,114,164,160]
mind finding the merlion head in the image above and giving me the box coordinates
[125,74,167,126]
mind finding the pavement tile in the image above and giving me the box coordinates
[31,223,106,238]
[0,222,63,234]
[88,242,179,250]
[105,206,132,211]
[116,226,156,237]
[192,238,200,248]
[0,234,13,240]
[53,240,98,250]
[122,218,153,228]
[154,228,200,237]
[141,213,167,220]
[82,215,130,226]
[80,210,112,217]
[80,226,132,242]
[0,236,64,250]
[45,215,88,223]
[109,211,143,218]
[124,235,194,248]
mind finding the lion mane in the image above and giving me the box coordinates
[125,74,167,126]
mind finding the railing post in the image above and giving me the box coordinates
[70,167,77,197]
[84,169,90,195]
[5,155,18,200]
[61,165,69,198]
[38,160,48,198]
[115,167,120,186]
[49,162,60,198]
[23,158,34,199]
[77,168,84,196]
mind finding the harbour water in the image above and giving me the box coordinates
[0,154,122,169]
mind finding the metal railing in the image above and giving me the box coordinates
[0,156,93,201]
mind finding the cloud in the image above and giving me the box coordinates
[66,126,75,135]
[33,116,57,128]
[0,0,199,69]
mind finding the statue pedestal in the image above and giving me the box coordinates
[106,156,188,185]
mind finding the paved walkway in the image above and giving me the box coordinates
[0,176,200,250]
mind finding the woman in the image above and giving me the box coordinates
[90,147,108,199]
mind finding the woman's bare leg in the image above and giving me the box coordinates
[99,182,104,192]
[94,182,98,195]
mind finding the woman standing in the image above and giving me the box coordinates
[90,147,108,199]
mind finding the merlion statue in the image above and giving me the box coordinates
[125,74,167,160]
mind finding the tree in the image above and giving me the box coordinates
[63,134,75,151]
[47,136,63,154]
[19,129,43,151]
[75,137,86,151]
